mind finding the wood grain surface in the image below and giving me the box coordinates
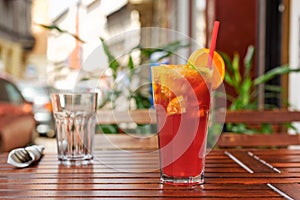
[1,134,300,199]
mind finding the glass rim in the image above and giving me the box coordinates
[51,91,98,96]
[151,64,213,72]
[151,63,212,67]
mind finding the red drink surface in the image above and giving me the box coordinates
[152,65,211,178]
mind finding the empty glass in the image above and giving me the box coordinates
[51,92,98,165]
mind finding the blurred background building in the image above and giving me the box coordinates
[0,0,35,78]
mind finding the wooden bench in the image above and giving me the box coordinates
[217,110,300,148]
[97,109,156,125]
[95,109,157,149]
[96,109,300,148]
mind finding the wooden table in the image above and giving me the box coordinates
[1,134,300,199]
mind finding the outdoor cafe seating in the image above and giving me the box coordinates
[1,108,300,199]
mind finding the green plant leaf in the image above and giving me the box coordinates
[227,123,257,134]
[259,123,273,134]
[243,45,255,78]
[224,72,235,87]
[221,45,300,134]
[100,37,120,79]
[37,23,85,43]
[240,77,252,105]
[223,52,242,90]
[232,53,242,86]
[159,41,190,59]
[138,40,189,61]
[254,65,300,85]
[221,52,240,89]
[97,124,119,134]
[128,55,134,70]
[130,91,151,109]
[220,52,234,74]
[127,55,135,79]
[284,123,299,132]
[264,84,282,92]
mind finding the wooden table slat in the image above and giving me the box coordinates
[268,183,300,199]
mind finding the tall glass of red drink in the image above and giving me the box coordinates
[152,64,211,185]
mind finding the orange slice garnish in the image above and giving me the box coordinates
[167,96,186,115]
[187,48,225,90]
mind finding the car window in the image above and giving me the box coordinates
[0,78,24,105]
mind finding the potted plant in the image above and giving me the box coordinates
[221,45,300,134]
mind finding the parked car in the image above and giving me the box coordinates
[17,81,55,138]
[0,73,36,152]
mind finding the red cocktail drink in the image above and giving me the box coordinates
[152,64,211,185]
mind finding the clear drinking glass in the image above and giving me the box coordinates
[152,64,211,185]
[51,92,98,165]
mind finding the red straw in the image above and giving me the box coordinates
[208,21,220,67]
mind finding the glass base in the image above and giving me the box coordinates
[58,155,93,166]
[160,172,204,185]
